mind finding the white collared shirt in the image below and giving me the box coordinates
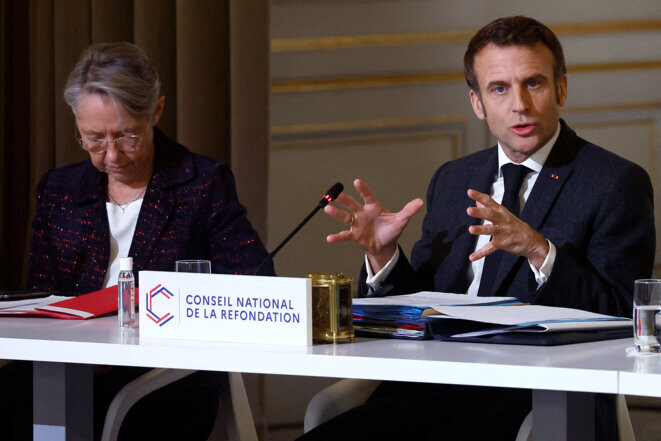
[366,124,560,295]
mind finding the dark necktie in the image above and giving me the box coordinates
[477,163,532,297]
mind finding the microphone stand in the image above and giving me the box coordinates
[252,205,323,276]
[252,183,343,276]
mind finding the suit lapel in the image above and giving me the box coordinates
[490,120,577,295]
[129,128,195,272]
[73,162,110,283]
[520,120,578,231]
[521,164,573,231]
[445,148,498,290]
[129,184,177,272]
[469,147,500,197]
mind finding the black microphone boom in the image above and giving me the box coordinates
[253,183,343,275]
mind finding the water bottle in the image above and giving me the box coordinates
[118,257,135,328]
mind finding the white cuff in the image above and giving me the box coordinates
[365,247,400,291]
[528,239,556,289]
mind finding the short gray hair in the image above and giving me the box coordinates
[63,42,161,118]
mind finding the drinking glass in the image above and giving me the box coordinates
[175,260,211,274]
[633,279,661,353]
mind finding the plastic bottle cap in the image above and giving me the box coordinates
[119,257,133,271]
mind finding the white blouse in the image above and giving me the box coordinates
[102,200,143,288]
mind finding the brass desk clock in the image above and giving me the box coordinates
[308,273,354,344]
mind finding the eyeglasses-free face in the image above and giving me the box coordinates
[468,42,566,164]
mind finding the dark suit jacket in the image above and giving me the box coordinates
[27,126,274,296]
[360,120,655,317]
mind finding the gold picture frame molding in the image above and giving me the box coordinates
[272,20,661,52]
[272,61,661,93]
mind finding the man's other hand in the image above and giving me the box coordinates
[466,189,549,269]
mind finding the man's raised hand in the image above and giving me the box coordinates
[324,179,423,273]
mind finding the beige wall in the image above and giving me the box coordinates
[266,1,661,438]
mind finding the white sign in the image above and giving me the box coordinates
[139,271,312,346]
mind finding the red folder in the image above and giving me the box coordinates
[0,286,139,320]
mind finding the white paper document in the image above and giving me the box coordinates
[0,296,67,313]
[353,291,519,308]
[427,304,631,337]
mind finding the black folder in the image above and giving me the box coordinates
[427,318,632,346]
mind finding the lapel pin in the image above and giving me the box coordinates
[551,173,559,180]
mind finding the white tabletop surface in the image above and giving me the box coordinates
[1,315,657,396]
[619,351,661,397]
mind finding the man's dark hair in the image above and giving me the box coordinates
[464,16,566,96]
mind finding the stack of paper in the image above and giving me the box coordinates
[353,292,631,345]
[352,292,520,340]
[0,286,136,319]
[428,304,630,337]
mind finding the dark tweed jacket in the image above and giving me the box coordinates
[27,126,273,296]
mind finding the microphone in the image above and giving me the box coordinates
[317,182,343,208]
[253,183,343,275]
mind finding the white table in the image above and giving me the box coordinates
[0,315,649,441]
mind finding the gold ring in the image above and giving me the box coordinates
[347,214,355,226]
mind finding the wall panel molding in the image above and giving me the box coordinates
[272,19,661,52]
[271,115,467,136]
[563,102,661,114]
[272,62,661,94]
[272,132,460,160]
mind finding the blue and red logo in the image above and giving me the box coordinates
[146,284,175,326]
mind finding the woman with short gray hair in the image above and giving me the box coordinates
[20,41,274,440]
[64,42,161,119]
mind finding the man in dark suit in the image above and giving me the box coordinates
[324,16,654,316]
[308,15,655,440]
